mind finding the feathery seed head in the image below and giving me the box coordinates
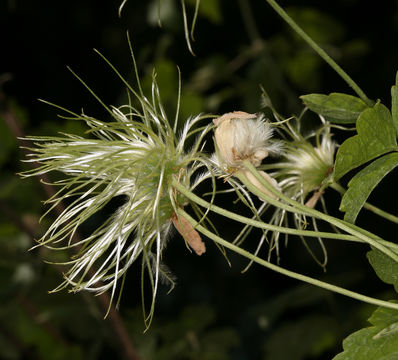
[21,63,212,326]
[276,125,336,202]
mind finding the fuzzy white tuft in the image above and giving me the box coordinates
[213,111,283,169]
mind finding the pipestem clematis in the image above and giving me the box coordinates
[20,62,212,327]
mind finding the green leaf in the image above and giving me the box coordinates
[300,93,369,124]
[333,103,397,181]
[370,305,398,328]
[391,71,398,136]
[340,152,398,223]
[333,304,398,360]
[367,248,398,292]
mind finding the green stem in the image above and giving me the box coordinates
[264,0,373,106]
[178,208,398,312]
[240,161,398,259]
[331,182,398,224]
[172,179,398,249]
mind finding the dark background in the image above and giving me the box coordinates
[1,1,398,359]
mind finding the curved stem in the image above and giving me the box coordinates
[240,161,398,259]
[181,0,196,56]
[178,209,398,312]
[172,179,398,249]
[264,0,373,106]
[331,182,398,224]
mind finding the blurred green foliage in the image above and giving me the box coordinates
[1,0,398,359]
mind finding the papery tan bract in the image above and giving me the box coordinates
[172,213,206,255]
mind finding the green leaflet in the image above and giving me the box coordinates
[340,153,398,223]
[392,71,398,136]
[300,93,369,123]
[367,248,398,293]
[333,103,397,181]
[333,304,398,360]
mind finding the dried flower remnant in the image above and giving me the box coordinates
[213,111,281,168]
[213,111,282,198]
